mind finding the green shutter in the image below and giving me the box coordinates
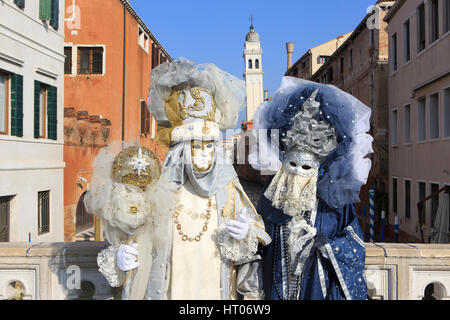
[10,74,23,137]
[50,0,59,30]
[39,0,52,21]
[34,81,41,139]
[47,85,57,140]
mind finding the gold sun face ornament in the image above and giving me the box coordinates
[112,146,161,191]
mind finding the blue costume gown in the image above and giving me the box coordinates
[258,177,367,300]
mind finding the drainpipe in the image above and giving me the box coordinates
[121,4,127,142]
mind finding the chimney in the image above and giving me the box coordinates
[286,42,295,70]
[336,35,344,49]
[264,89,268,100]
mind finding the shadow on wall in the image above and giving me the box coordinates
[47,242,117,300]
[422,282,447,300]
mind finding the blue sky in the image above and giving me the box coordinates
[130,0,378,124]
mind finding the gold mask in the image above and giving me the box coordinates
[190,140,214,172]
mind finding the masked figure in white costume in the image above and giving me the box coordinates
[90,58,271,300]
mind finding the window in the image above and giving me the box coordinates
[301,61,307,69]
[64,47,72,74]
[349,49,353,68]
[340,57,344,73]
[370,74,374,109]
[151,43,160,69]
[38,191,50,235]
[138,27,149,52]
[255,59,260,69]
[0,72,8,135]
[13,0,25,9]
[445,0,450,34]
[327,66,333,82]
[248,59,253,69]
[393,178,398,213]
[318,56,328,64]
[34,81,57,140]
[38,85,47,138]
[76,192,93,232]
[444,88,450,137]
[403,19,411,63]
[369,29,375,46]
[140,100,151,136]
[405,180,411,219]
[430,183,440,226]
[77,47,103,75]
[430,0,439,43]
[404,104,411,143]
[430,93,439,139]
[39,0,59,30]
[418,182,426,224]
[1,72,24,137]
[391,33,398,72]
[418,97,426,141]
[417,3,426,52]
[0,196,13,242]
[392,109,398,145]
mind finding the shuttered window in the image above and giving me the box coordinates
[14,0,25,9]
[47,85,57,140]
[39,0,52,21]
[34,81,57,140]
[64,47,72,74]
[10,73,23,137]
[140,100,151,136]
[77,47,104,75]
[0,196,12,242]
[49,0,59,30]
[39,0,58,29]
[152,44,160,69]
[38,191,50,235]
[0,72,8,135]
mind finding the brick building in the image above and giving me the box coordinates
[306,1,395,240]
[285,32,351,80]
[63,0,171,241]
[384,0,450,242]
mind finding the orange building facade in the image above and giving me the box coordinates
[63,0,171,241]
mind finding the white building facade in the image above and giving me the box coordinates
[243,24,264,121]
[0,0,65,242]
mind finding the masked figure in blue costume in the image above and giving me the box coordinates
[248,77,373,300]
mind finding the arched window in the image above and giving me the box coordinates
[76,191,94,233]
[248,59,252,69]
[255,59,260,69]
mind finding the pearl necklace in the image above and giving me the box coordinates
[173,198,212,242]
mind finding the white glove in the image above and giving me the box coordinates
[226,207,250,241]
[116,243,139,272]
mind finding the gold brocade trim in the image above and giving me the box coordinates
[229,261,238,300]
[178,87,216,122]
[221,181,236,219]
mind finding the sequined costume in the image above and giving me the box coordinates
[249,77,373,300]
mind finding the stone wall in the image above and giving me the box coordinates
[1,242,450,300]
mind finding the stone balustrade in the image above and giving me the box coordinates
[0,242,449,300]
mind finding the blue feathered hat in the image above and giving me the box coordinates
[249,77,373,208]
